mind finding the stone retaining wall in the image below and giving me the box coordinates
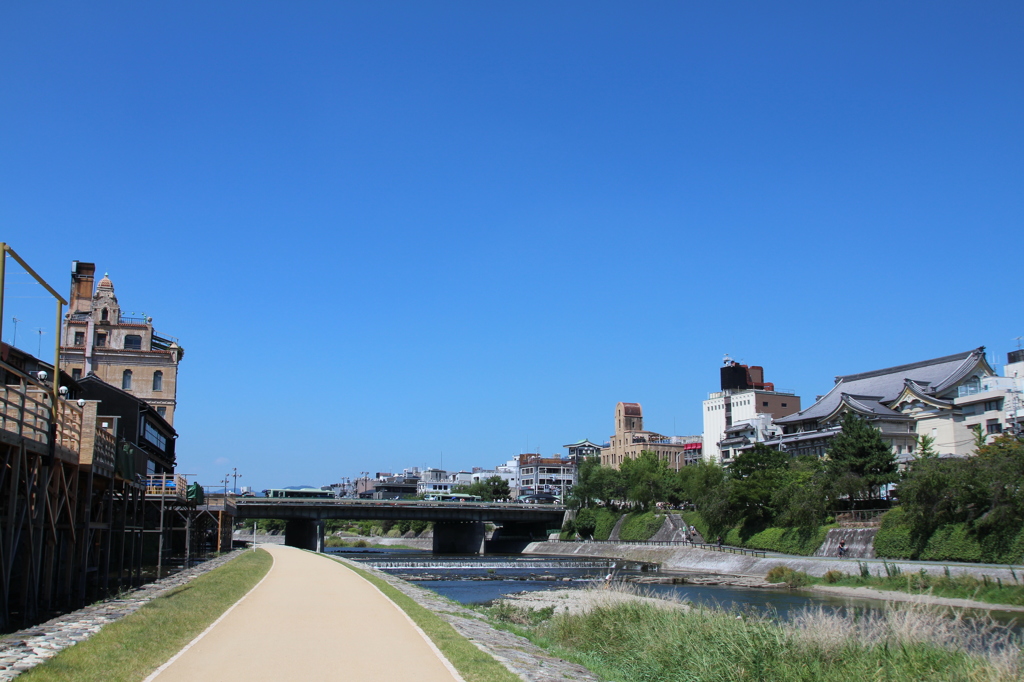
[526,541,1024,582]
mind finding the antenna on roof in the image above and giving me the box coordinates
[1014,336,1023,350]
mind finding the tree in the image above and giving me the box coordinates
[914,433,937,459]
[971,424,988,451]
[566,455,603,509]
[621,450,673,509]
[825,412,898,500]
[453,475,512,501]
[772,455,831,528]
[727,444,791,521]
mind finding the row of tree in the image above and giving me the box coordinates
[569,410,1024,553]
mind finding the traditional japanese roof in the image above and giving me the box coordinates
[776,348,987,425]
[890,379,955,410]
[821,394,909,423]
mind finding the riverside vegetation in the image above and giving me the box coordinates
[564,417,1024,564]
[483,586,1022,681]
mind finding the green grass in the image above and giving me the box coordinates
[486,596,1021,682]
[618,511,665,542]
[21,550,272,682]
[819,564,1024,607]
[324,555,519,682]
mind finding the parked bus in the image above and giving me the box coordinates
[263,487,333,499]
[422,493,482,502]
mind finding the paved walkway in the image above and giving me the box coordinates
[149,545,462,682]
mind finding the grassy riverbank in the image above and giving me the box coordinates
[485,589,1021,681]
[769,563,1024,607]
[20,550,272,682]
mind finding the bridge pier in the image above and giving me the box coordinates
[432,521,486,555]
[284,519,324,552]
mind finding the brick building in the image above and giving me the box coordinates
[60,262,184,424]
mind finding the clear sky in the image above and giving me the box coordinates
[2,3,1022,492]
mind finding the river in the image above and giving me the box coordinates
[328,546,1023,630]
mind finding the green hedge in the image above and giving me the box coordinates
[724,524,832,556]
[874,507,1024,564]
[618,512,665,542]
[683,512,830,555]
[872,507,916,559]
[593,508,620,541]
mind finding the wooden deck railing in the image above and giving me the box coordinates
[0,359,83,457]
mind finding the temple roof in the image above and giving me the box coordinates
[777,348,987,424]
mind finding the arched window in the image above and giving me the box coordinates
[101,308,109,322]
[122,369,132,390]
[153,371,163,391]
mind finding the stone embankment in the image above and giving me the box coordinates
[0,550,247,680]
[526,541,1024,584]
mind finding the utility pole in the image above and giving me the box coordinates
[232,467,241,495]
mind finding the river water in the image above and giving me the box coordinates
[328,546,1023,630]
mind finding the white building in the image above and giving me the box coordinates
[702,359,801,463]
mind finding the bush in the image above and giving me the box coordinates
[823,569,844,584]
[593,508,620,541]
[574,508,598,538]
[764,565,810,587]
[724,524,832,556]
[618,511,665,542]
[875,507,1024,563]
[873,507,916,559]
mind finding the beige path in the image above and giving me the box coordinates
[150,545,462,682]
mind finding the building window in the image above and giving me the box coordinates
[96,333,107,347]
[73,331,84,346]
[987,422,1003,435]
[153,371,163,391]
[763,401,768,407]
[157,406,167,418]
[122,369,132,390]
[71,368,82,380]
[124,335,142,350]
[984,399,1003,412]
[101,308,109,322]
[781,403,787,407]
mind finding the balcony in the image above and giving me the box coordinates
[146,473,188,500]
[0,359,82,461]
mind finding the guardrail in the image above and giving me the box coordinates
[551,538,768,558]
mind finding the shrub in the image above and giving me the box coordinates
[619,511,665,542]
[593,508,620,541]
[764,565,810,587]
[873,507,917,559]
[823,569,844,583]
[574,508,598,538]
[725,523,832,556]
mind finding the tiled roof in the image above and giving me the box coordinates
[776,348,985,424]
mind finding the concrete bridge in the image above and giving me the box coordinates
[234,498,568,554]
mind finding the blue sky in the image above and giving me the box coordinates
[2,3,1022,491]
